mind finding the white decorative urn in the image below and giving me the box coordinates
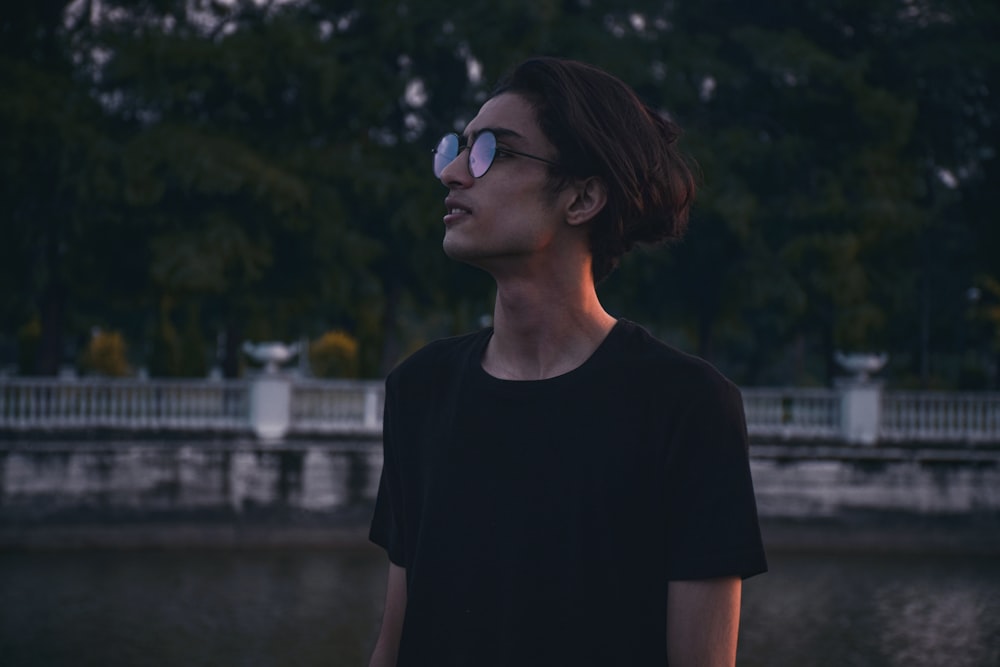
[834,352,889,383]
[242,341,300,374]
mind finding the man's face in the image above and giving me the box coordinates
[438,93,573,276]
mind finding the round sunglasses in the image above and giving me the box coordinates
[432,130,562,179]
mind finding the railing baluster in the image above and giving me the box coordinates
[2,378,999,444]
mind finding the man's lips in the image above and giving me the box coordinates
[443,197,472,224]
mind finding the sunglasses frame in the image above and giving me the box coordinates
[432,130,562,179]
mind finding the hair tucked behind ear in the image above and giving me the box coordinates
[490,57,695,282]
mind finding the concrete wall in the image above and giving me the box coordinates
[752,458,1000,517]
[0,439,382,524]
[2,439,998,549]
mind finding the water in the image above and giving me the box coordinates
[1,547,998,666]
[739,552,1000,667]
[0,547,387,667]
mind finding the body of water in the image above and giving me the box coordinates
[1,546,998,666]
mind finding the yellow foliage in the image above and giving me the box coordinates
[309,330,359,378]
[83,330,132,377]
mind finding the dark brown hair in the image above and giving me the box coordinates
[490,57,695,282]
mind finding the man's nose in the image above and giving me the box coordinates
[439,147,473,187]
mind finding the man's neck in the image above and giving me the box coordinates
[481,274,616,381]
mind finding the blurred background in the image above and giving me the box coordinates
[3,0,998,387]
[2,1,1000,666]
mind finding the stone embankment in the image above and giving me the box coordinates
[1,436,998,552]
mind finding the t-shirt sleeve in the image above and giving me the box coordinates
[369,378,406,566]
[663,374,767,581]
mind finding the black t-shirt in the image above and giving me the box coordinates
[370,319,767,666]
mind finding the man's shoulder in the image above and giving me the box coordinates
[615,319,740,399]
[387,328,489,387]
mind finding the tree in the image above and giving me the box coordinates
[2,0,996,386]
[1,2,119,374]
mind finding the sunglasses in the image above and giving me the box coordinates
[432,130,562,179]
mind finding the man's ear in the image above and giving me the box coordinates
[565,177,608,227]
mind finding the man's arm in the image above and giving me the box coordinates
[368,563,407,667]
[666,576,742,667]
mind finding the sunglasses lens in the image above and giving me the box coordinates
[468,131,496,178]
[433,134,459,178]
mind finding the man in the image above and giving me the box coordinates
[369,57,766,667]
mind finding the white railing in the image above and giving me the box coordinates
[0,378,250,431]
[3,377,1000,445]
[880,391,1000,444]
[741,388,841,440]
[289,380,383,436]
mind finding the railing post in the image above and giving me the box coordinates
[249,375,292,441]
[836,379,884,445]
[363,384,381,433]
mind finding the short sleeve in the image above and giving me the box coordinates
[663,376,767,580]
[369,378,407,566]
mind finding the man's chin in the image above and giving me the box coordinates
[443,244,494,275]
[442,238,476,262]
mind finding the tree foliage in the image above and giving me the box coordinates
[2,0,997,386]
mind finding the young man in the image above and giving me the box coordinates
[369,57,766,667]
